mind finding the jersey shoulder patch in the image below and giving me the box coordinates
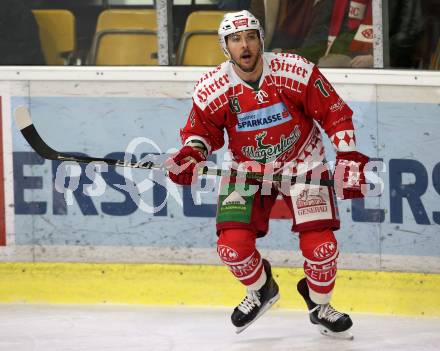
[265,52,315,85]
[193,61,233,112]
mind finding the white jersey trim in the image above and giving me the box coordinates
[192,53,315,112]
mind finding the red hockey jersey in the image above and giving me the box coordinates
[180,52,356,175]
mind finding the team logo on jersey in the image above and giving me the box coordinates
[241,126,301,163]
[354,24,374,42]
[236,102,292,132]
[229,97,241,113]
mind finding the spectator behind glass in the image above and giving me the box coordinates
[0,0,45,65]
[318,0,374,68]
[295,0,335,63]
[251,0,317,51]
[217,0,251,11]
[389,0,424,68]
[250,0,372,68]
[321,0,425,68]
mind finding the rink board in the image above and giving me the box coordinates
[0,68,439,314]
[1,262,440,317]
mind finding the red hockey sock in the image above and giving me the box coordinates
[299,228,339,304]
[217,229,266,288]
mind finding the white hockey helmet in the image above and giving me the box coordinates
[218,10,264,58]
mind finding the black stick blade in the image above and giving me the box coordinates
[13,106,160,170]
[14,106,60,160]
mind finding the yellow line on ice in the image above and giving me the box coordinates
[1,262,439,316]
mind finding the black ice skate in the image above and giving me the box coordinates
[297,277,353,340]
[231,259,280,334]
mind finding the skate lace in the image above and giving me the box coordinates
[315,304,344,323]
[237,290,261,314]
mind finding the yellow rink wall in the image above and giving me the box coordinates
[1,262,439,317]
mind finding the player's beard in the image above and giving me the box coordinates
[235,50,260,73]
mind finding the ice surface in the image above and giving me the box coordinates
[0,304,439,351]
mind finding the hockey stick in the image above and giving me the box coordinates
[14,106,333,186]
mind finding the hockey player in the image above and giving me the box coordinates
[165,10,369,339]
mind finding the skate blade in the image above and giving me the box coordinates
[235,293,280,334]
[317,325,354,340]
